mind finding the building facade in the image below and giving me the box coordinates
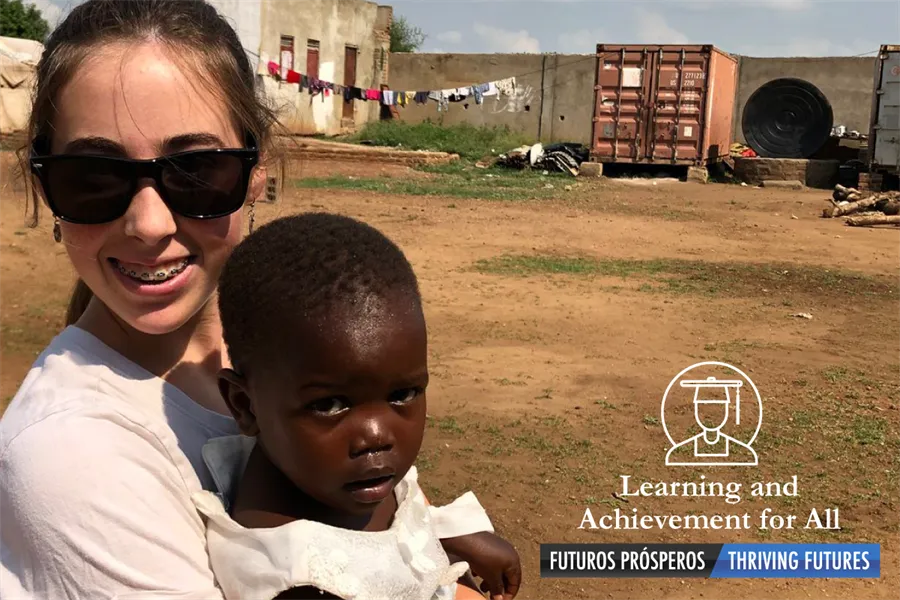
[210,0,392,135]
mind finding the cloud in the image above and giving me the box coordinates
[736,37,877,57]
[677,0,813,12]
[472,22,540,53]
[435,30,463,44]
[27,0,64,26]
[556,28,605,54]
[633,8,690,44]
[681,0,810,10]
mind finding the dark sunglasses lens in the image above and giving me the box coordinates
[162,153,248,217]
[46,157,132,223]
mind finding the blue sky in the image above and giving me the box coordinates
[31,0,898,57]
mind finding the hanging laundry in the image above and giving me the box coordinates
[382,90,395,105]
[267,61,280,78]
[353,87,366,101]
[301,74,308,90]
[483,82,499,97]
[414,91,430,104]
[473,83,490,105]
[286,70,301,85]
[396,91,408,106]
[308,77,328,96]
[429,90,449,112]
[366,89,380,101]
[343,86,354,102]
[494,77,517,96]
[447,87,469,102]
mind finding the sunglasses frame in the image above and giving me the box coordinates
[29,139,260,225]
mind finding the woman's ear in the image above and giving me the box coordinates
[218,368,260,436]
[248,162,267,204]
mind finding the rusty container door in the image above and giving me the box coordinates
[870,45,900,173]
[591,44,737,165]
[343,46,358,121]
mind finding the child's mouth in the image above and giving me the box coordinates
[343,474,395,504]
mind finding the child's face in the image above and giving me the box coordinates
[227,295,428,516]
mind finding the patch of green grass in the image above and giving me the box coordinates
[642,415,660,426]
[851,416,886,446]
[595,399,617,410]
[429,416,464,434]
[472,254,897,299]
[294,173,556,202]
[338,120,532,161]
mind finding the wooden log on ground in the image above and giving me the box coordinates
[823,191,900,218]
[833,184,862,203]
[882,200,900,216]
[845,214,900,227]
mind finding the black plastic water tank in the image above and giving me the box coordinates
[742,78,834,159]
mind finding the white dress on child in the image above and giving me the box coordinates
[192,436,494,600]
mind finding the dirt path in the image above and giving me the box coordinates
[2,159,898,599]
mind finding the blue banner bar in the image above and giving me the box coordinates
[711,544,880,578]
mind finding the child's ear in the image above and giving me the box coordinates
[218,368,260,437]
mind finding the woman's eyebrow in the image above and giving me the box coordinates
[162,132,227,153]
[62,136,126,155]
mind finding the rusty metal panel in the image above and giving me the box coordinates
[591,44,738,165]
[870,44,900,173]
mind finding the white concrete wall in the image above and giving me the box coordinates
[207,0,263,73]
[258,0,391,135]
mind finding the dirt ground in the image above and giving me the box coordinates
[1,156,898,600]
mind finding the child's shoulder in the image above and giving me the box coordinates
[192,462,467,600]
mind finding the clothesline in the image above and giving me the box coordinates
[260,56,519,112]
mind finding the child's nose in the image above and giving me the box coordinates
[349,412,396,458]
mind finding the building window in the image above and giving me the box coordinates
[279,35,294,78]
[307,39,320,79]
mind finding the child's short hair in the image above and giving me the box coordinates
[218,212,422,374]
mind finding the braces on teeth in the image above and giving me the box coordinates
[116,260,188,282]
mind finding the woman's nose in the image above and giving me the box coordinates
[122,184,177,245]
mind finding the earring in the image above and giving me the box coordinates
[248,202,256,235]
[53,218,61,243]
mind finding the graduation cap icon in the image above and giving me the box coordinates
[680,376,744,424]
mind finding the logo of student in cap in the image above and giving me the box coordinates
[661,361,762,467]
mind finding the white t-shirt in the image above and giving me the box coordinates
[0,326,494,600]
[0,326,241,599]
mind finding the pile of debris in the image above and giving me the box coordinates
[730,142,757,158]
[485,142,590,176]
[830,125,868,141]
[821,184,900,226]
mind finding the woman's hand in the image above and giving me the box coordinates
[441,532,521,600]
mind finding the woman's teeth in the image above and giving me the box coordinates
[114,258,190,283]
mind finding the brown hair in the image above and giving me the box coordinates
[22,0,280,325]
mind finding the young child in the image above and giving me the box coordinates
[192,213,520,600]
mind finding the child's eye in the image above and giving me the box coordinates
[388,387,422,405]
[307,397,349,416]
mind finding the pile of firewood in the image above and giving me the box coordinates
[821,185,900,226]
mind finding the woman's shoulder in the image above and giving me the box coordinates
[2,328,154,448]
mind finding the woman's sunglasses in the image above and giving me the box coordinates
[29,137,260,225]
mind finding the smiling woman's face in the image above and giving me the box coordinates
[49,41,257,334]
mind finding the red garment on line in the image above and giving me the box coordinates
[286,70,301,84]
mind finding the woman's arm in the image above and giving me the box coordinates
[0,409,224,599]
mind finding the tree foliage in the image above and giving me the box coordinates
[389,15,425,53]
[0,0,50,42]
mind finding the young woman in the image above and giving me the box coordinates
[0,2,520,599]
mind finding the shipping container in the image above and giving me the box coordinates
[869,45,900,175]
[590,44,738,165]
